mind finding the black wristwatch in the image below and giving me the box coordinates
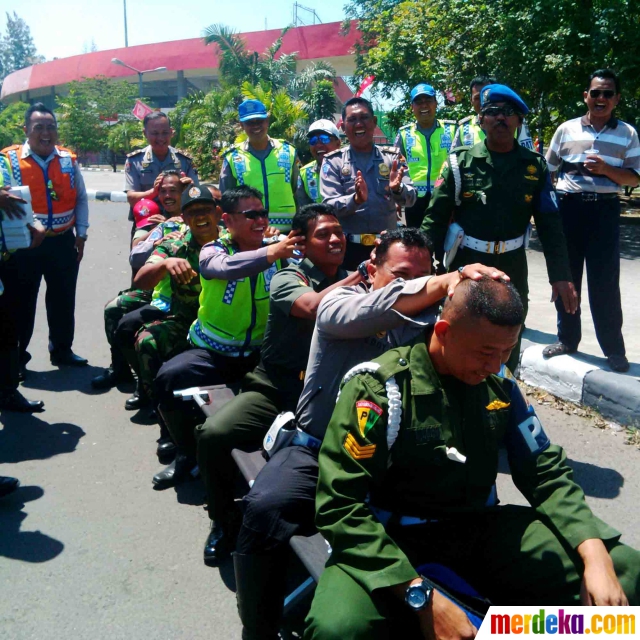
[357,260,369,281]
[405,577,434,612]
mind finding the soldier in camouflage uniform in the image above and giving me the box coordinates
[132,185,222,459]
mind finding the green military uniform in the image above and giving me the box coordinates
[305,339,640,639]
[195,258,348,524]
[421,140,571,371]
[134,229,204,403]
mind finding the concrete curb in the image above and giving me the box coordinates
[519,339,640,427]
[86,190,128,203]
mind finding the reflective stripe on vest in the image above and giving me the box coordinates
[188,237,282,357]
[226,139,296,231]
[301,161,321,203]
[4,145,77,234]
[399,122,456,196]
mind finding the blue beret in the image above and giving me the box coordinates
[410,83,436,102]
[480,84,529,115]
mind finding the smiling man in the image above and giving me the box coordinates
[1,103,90,374]
[219,99,299,233]
[124,111,198,236]
[422,84,576,372]
[320,97,417,269]
[151,185,303,489]
[297,120,342,206]
[395,84,457,228]
[543,69,640,372]
[306,277,640,640]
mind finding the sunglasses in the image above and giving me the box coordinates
[309,134,333,146]
[589,89,616,99]
[233,208,269,220]
[482,106,518,117]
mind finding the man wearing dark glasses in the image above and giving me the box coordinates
[297,120,342,207]
[422,84,576,373]
[543,69,640,373]
[151,185,304,490]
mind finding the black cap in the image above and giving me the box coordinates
[181,185,216,211]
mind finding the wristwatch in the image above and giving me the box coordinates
[405,577,434,612]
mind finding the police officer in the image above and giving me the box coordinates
[305,278,640,640]
[133,186,222,460]
[395,84,457,228]
[124,111,198,235]
[296,120,342,206]
[195,205,360,571]
[151,186,303,490]
[321,97,417,270]
[219,99,299,233]
[0,162,46,412]
[422,84,577,372]
[452,75,534,150]
[1,103,89,373]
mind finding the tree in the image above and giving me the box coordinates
[106,120,144,171]
[56,77,139,160]
[344,0,640,141]
[0,12,45,83]
[0,101,29,148]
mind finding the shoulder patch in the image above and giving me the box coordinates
[355,400,383,437]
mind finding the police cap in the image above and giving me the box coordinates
[480,84,529,115]
[238,99,268,122]
[410,83,436,102]
[181,185,217,211]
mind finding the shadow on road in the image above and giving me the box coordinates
[566,458,624,499]
[21,365,106,395]
[174,479,206,506]
[0,485,64,563]
[0,412,85,463]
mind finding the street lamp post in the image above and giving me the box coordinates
[110,58,167,99]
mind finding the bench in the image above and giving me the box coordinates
[175,384,330,613]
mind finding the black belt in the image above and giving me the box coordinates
[558,191,619,202]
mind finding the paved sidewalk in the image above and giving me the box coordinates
[522,229,640,425]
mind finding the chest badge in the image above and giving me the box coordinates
[526,164,537,175]
[341,165,352,176]
[379,163,390,177]
[486,400,511,411]
[524,194,533,204]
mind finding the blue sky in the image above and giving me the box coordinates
[3,0,348,61]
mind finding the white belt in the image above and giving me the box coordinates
[346,233,380,246]
[461,233,525,255]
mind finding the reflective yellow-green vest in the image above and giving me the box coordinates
[225,139,297,232]
[399,120,457,197]
[149,221,188,313]
[454,115,485,148]
[300,161,321,203]
[188,235,285,357]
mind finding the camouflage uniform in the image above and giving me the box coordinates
[134,230,203,403]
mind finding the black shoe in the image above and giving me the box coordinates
[91,366,133,390]
[0,390,45,413]
[204,522,237,566]
[607,354,630,373]
[152,452,196,490]
[0,476,20,498]
[50,350,88,367]
[156,437,176,463]
[542,342,576,359]
[125,391,150,411]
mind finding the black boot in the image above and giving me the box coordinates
[0,351,44,413]
[156,416,176,463]
[204,513,241,566]
[234,551,288,640]
[91,349,133,389]
[152,450,196,490]
[0,389,45,413]
[125,381,150,411]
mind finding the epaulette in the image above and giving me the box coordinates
[323,148,344,160]
[398,123,412,130]
[457,115,474,125]
[380,145,401,155]
[174,148,192,160]
[126,149,144,158]
[222,143,242,157]
[441,119,457,125]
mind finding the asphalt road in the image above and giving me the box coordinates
[0,201,638,640]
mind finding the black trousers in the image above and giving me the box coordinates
[555,195,625,357]
[343,242,373,271]
[6,231,79,363]
[155,347,260,454]
[236,444,319,554]
[403,193,431,229]
[0,260,21,392]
